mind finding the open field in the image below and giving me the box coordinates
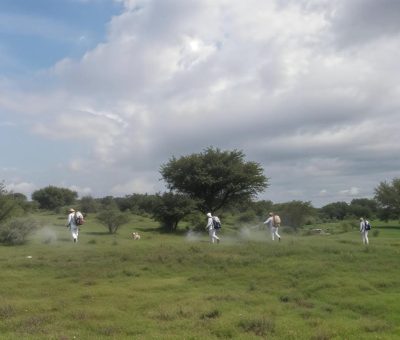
[1,212,400,339]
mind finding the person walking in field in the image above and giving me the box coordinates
[66,208,83,243]
[264,212,281,241]
[359,217,370,245]
[206,212,220,244]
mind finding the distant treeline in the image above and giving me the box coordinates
[1,176,400,233]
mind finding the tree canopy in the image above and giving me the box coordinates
[374,178,400,220]
[160,147,268,213]
[273,200,315,229]
[151,192,195,232]
[32,186,77,210]
[0,181,24,223]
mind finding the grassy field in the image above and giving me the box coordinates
[1,212,400,339]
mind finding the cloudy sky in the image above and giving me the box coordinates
[1,0,399,207]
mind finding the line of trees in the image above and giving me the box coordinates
[2,149,400,236]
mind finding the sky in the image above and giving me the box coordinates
[1,0,399,207]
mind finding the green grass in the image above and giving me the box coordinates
[1,213,400,339]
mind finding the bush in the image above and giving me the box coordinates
[372,229,380,237]
[237,210,257,223]
[185,213,205,231]
[0,218,38,245]
[97,209,130,234]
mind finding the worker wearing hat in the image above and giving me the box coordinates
[66,208,82,243]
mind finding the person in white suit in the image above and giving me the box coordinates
[66,208,83,243]
[264,212,281,241]
[206,212,220,244]
[359,217,370,245]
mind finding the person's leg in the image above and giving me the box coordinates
[209,229,215,243]
[271,227,275,241]
[214,231,220,243]
[275,228,281,241]
[365,231,369,245]
[362,231,367,244]
[72,228,78,243]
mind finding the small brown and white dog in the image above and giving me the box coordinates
[131,232,141,240]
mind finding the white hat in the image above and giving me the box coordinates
[206,212,212,218]
[68,208,75,213]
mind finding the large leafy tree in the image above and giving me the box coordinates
[348,198,377,219]
[32,186,77,210]
[273,200,315,230]
[160,147,268,213]
[374,178,400,220]
[151,192,195,232]
[320,201,349,220]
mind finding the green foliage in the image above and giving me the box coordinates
[237,210,257,223]
[320,201,349,220]
[31,186,77,210]
[249,199,273,219]
[0,182,25,223]
[0,212,400,338]
[96,208,130,234]
[98,195,118,210]
[184,211,206,231]
[160,147,268,213]
[115,193,159,215]
[151,192,195,232]
[7,192,37,213]
[0,217,38,245]
[375,178,400,220]
[349,198,377,218]
[78,195,101,213]
[274,200,316,230]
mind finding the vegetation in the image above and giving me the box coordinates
[31,186,77,211]
[0,217,38,245]
[160,147,268,214]
[0,211,399,339]
[375,177,400,220]
[273,200,315,230]
[151,192,195,232]
[96,208,130,234]
[1,170,400,337]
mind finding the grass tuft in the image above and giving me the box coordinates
[238,317,275,336]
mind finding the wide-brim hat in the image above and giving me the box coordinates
[68,208,75,213]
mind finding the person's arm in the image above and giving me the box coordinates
[66,214,72,227]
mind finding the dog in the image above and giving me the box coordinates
[131,232,141,240]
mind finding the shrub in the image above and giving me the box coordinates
[340,222,353,233]
[372,229,380,237]
[237,210,257,223]
[97,209,130,234]
[0,218,38,245]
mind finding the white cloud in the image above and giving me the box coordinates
[1,0,400,206]
[6,182,36,197]
[69,185,92,197]
[110,176,159,196]
[339,187,360,196]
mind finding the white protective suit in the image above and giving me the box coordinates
[206,213,220,244]
[67,211,83,243]
[264,215,281,241]
[359,219,369,245]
